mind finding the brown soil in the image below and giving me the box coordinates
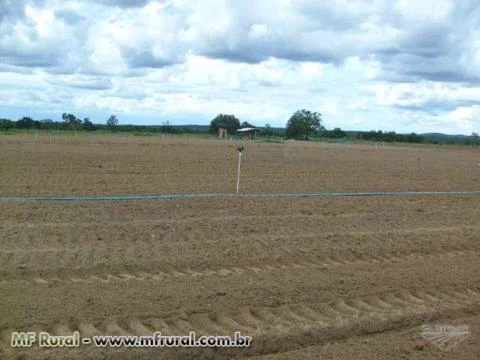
[0,135,479,359]
[1,135,480,196]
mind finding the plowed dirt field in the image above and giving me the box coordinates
[1,135,479,359]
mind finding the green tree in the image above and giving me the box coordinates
[107,115,119,129]
[16,117,36,129]
[83,118,95,131]
[241,121,255,128]
[210,114,240,134]
[285,109,322,140]
[62,113,81,131]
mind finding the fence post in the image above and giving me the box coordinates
[236,146,245,194]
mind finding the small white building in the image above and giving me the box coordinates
[218,127,227,139]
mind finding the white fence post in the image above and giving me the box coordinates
[236,151,242,194]
[236,146,245,194]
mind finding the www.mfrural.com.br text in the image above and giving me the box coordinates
[10,331,252,348]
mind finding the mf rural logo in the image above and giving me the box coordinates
[420,324,470,352]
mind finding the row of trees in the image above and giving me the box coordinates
[3,110,338,140]
[0,114,119,131]
[0,115,202,134]
[2,111,477,145]
[284,110,424,143]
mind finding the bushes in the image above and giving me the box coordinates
[357,130,424,143]
[0,119,15,130]
[322,127,346,138]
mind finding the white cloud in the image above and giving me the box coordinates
[446,105,480,134]
[0,0,479,133]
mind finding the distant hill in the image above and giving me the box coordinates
[420,133,473,143]
[345,130,477,144]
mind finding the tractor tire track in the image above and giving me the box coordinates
[1,226,478,272]
[2,287,479,358]
[2,211,480,250]
[1,248,477,287]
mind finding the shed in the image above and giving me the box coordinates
[236,127,261,139]
[218,127,227,139]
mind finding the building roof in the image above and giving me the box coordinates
[236,127,258,132]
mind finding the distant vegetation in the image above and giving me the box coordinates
[0,111,479,146]
[354,130,424,143]
[0,115,201,134]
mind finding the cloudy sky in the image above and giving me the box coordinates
[1,0,480,134]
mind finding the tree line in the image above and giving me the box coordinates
[0,115,187,134]
[1,111,478,145]
[0,115,115,131]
